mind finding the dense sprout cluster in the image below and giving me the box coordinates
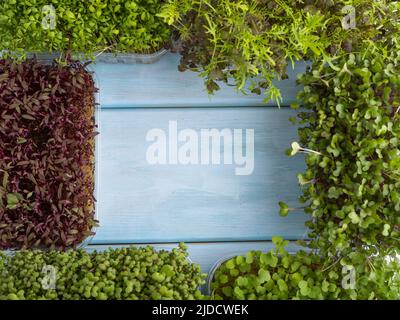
[287,42,400,254]
[0,59,97,249]
[0,1,399,301]
[257,40,400,300]
[159,0,400,104]
[210,238,400,300]
[0,244,206,300]
[0,0,170,57]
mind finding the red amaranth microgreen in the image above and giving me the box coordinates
[0,58,98,249]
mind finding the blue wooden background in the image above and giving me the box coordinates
[88,53,308,273]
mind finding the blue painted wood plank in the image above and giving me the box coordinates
[92,53,307,108]
[92,107,307,244]
[86,242,306,275]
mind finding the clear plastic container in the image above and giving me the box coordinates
[25,52,65,63]
[206,253,243,296]
[206,250,296,296]
[77,63,100,249]
[24,49,168,65]
[94,49,168,64]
